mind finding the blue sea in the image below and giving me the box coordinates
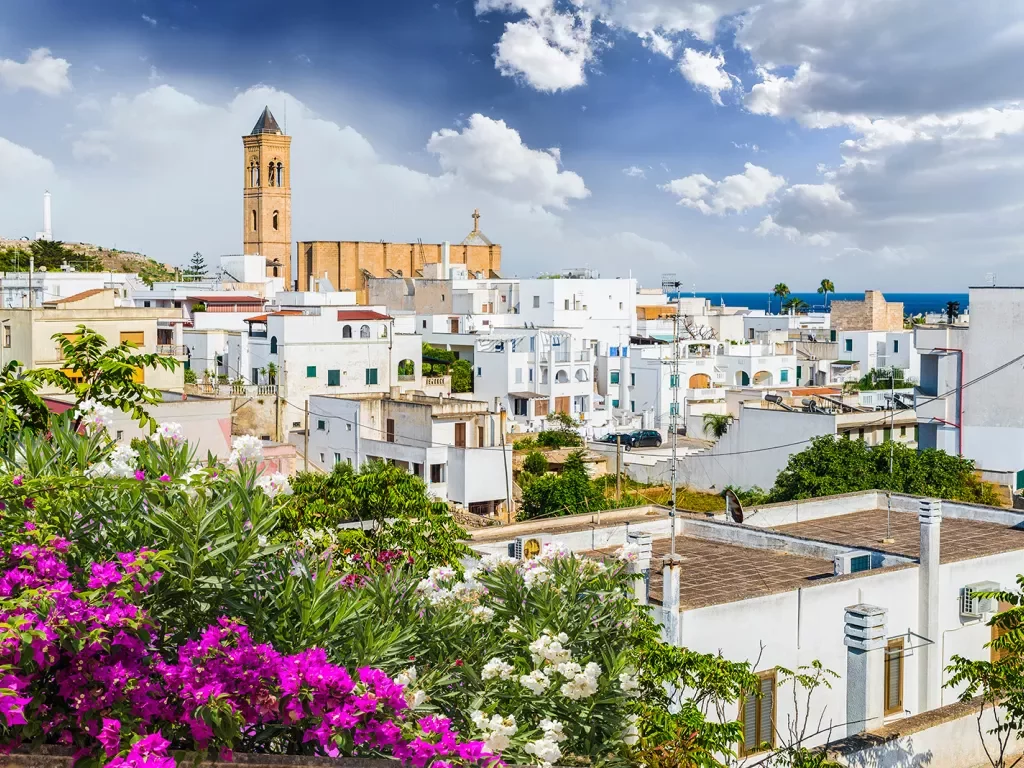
[674,292,970,317]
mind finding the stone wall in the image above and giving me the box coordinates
[831,290,904,332]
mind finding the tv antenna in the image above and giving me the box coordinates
[661,272,684,558]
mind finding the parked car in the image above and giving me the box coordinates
[626,430,662,450]
[594,432,630,445]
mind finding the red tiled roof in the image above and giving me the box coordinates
[244,311,304,323]
[189,295,265,303]
[336,310,391,321]
[42,288,109,305]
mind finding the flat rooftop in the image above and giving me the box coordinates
[643,536,839,609]
[771,509,1024,564]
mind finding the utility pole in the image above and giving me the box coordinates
[615,434,622,502]
[303,399,309,472]
[661,273,684,558]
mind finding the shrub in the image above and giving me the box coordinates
[512,437,537,451]
[183,368,197,384]
[522,451,549,475]
[536,430,583,449]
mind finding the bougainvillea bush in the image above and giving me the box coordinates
[0,416,757,767]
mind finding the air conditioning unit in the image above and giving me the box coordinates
[510,535,550,561]
[960,581,1000,619]
[834,550,873,576]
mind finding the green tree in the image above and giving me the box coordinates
[30,240,102,271]
[422,342,454,375]
[139,259,175,287]
[520,449,603,518]
[34,325,180,429]
[817,278,835,308]
[183,251,208,280]
[522,450,549,475]
[0,361,50,432]
[773,282,791,305]
[451,359,473,392]
[701,413,732,439]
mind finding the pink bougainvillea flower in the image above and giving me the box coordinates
[11,475,22,487]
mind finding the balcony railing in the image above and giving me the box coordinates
[156,344,187,357]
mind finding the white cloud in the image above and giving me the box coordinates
[678,48,734,105]
[489,7,596,92]
[141,14,158,26]
[0,48,71,96]
[661,162,785,215]
[754,215,835,247]
[427,113,589,210]
[622,165,646,178]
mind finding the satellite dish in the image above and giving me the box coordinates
[723,488,744,523]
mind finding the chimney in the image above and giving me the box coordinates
[844,604,888,736]
[660,553,683,646]
[626,531,652,605]
[918,498,942,712]
[442,240,451,280]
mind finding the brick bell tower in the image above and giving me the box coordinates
[243,106,292,285]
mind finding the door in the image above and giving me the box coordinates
[455,422,467,447]
[478,425,485,447]
[449,317,460,334]
[386,418,396,444]
[555,396,570,415]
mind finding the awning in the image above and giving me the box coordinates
[508,391,549,399]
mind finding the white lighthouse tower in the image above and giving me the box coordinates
[35,191,52,241]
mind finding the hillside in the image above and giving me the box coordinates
[0,238,175,281]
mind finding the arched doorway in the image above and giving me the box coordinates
[688,373,711,389]
[753,371,773,386]
[736,371,750,386]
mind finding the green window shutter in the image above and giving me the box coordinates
[612,399,619,408]
[797,365,802,380]
[610,371,619,384]
[670,374,679,388]
[883,427,892,442]
[366,368,378,385]
[306,365,316,378]
[327,370,340,386]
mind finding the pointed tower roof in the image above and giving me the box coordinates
[251,107,283,135]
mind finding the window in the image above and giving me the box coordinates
[327,370,340,386]
[610,371,620,385]
[272,211,279,230]
[893,339,900,353]
[630,400,635,412]
[319,453,325,463]
[334,453,341,466]
[365,368,378,386]
[780,369,789,383]
[269,336,278,354]
[276,163,283,186]
[477,367,482,377]
[884,638,904,716]
[455,423,466,447]
[529,369,533,382]
[143,301,151,308]
[515,368,523,384]
[120,331,145,348]
[529,337,535,352]
[564,299,570,310]
[317,420,326,431]
[306,365,316,378]
[430,463,445,483]
[115,430,124,441]
[858,427,865,440]
[612,399,619,408]
[513,398,528,416]
[422,320,427,329]
[346,423,352,432]
[797,365,802,381]
[2,326,9,348]
[359,325,371,339]
[830,329,837,342]
[216,355,224,368]
[845,339,853,352]
[619,302,623,310]
[251,210,257,231]
[883,427,892,442]
[739,670,776,756]
[292,421,301,428]
[900,426,907,437]
[631,373,635,386]
[386,418,395,443]
[533,295,540,308]
[992,601,1013,662]
[342,325,353,339]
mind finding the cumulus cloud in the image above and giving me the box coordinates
[0,48,71,96]
[622,165,646,178]
[661,163,785,215]
[678,48,734,105]
[427,114,589,210]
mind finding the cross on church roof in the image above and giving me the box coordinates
[462,208,493,246]
[472,208,481,233]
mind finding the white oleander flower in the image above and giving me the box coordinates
[535,541,572,563]
[150,422,185,445]
[615,542,641,563]
[524,736,562,765]
[558,661,602,700]
[76,399,114,434]
[228,434,263,464]
[518,669,550,695]
[470,605,495,622]
[622,714,640,746]
[85,461,113,478]
[539,719,566,743]
[478,552,516,572]
[619,670,640,696]
[256,472,292,498]
[530,630,572,666]
[521,560,551,588]
[482,657,515,681]
[395,666,418,687]
[405,688,428,708]
[471,711,517,753]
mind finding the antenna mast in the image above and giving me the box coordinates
[661,272,684,558]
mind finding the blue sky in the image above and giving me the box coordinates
[0,0,1022,290]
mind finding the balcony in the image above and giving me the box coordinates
[915,387,953,424]
[686,387,725,401]
[156,344,187,357]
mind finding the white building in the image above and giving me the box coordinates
[916,287,1024,485]
[240,306,423,432]
[717,343,799,388]
[1,269,137,309]
[302,392,512,515]
[836,330,920,382]
[473,491,1024,761]
[625,341,727,429]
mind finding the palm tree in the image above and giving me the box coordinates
[702,413,733,439]
[773,283,790,314]
[817,278,835,309]
[783,297,810,314]
[945,300,961,325]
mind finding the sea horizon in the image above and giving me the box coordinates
[677,291,970,316]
